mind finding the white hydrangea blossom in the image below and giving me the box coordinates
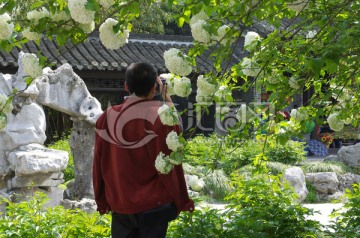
[188,175,205,192]
[290,108,308,122]
[163,48,192,76]
[306,30,317,39]
[327,113,345,131]
[22,28,41,42]
[99,18,129,50]
[22,53,43,79]
[80,21,95,34]
[27,7,50,25]
[244,31,260,48]
[159,73,175,96]
[158,104,179,126]
[50,11,71,22]
[191,20,211,44]
[190,11,209,26]
[155,152,174,174]
[197,75,217,95]
[174,77,192,97]
[68,0,95,24]
[215,25,231,45]
[287,0,308,12]
[0,94,13,114]
[289,76,300,89]
[166,131,183,151]
[0,13,14,40]
[99,0,114,8]
[332,88,351,103]
[241,57,261,77]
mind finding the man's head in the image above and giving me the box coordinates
[125,63,158,97]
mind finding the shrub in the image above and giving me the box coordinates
[266,140,307,165]
[327,183,360,237]
[203,169,231,201]
[0,192,111,237]
[48,136,74,182]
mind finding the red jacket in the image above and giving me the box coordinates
[93,97,194,215]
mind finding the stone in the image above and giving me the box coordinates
[10,186,64,207]
[9,172,64,189]
[7,144,68,176]
[0,74,13,95]
[283,166,308,203]
[306,172,339,195]
[36,64,102,125]
[61,198,97,213]
[338,143,360,167]
[338,173,360,192]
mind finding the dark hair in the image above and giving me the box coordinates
[125,63,157,97]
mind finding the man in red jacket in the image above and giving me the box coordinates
[93,62,194,238]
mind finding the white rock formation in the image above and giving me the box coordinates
[283,167,308,203]
[306,172,339,200]
[338,143,360,167]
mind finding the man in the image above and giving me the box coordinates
[93,62,194,238]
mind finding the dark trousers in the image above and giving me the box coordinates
[111,203,177,238]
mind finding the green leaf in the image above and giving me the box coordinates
[56,34,68,46]
[25,77,33,85]
[178,17,185,27]
[309,58,324,79]
[85,0,100,12]
[30,1,44,10]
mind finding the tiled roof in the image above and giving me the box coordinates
[0,33,244,74]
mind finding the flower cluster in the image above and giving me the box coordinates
[306,30,317,39]
[99,0,114,8]
[244,31,260,48]
[159,73,175,96]
[189,11,209,26]
[241,57,261,77]
[99,18,129,50]
[158,104,179,126]
[166,131,183,151]
[287,0,308,12]
[155,152,174,174]
[174,77,192,97]
[191,19,211,44]
[22,28,42,42]
[327,113,345,131]
[0,13,14,40]
[27,8,50,25]
[187,175,205,191]
[215,25,232,45]
[22,53,43,79]
[68,0,95,24]
[196,75,218,103]
[80,21,95,34]
[290,108,308,122]
[50,11,71,22]
[163,48,192,76]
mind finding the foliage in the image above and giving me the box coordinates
[203,169,231,201]
[304,181,318,203]
[0,192,111,238]
[333,126,360,140]
[327,183,360,237]
[266,140,307,165]
[302,160,353,175]
[47,136,74,182]
[169,173,323,237]
[238,161,290,176]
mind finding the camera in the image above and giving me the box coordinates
[154,77,167,101]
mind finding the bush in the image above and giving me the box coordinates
[48,136,74,182]
[0,192,111,237]
[266,140,307,165]
[327,183,360,237]
[302,160,352,175]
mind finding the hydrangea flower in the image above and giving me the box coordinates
[68,0,96,24]
[174,77,192,97]
[50,11,71,22]
[22,28,42,42]
[22,53,43,79]
[155,152,174,174]
[158,104,179,126]
[27,8,50,25]
[197,75,217,95]
[290,108,308,122]
[191,19,211,44]
[190,11,209,26]
[327,113,345,131]
[244,31,260,48]
[80,21,95,34]
[287,0,308,12]
[163,48,192,76]
[159,73,175,96]
[306,30,317,39]
[215,25,232,45]
[99,0,114,8]
[0,13,14,40]
[99,18,129,50]
[241,58,261,77]
[187,175,205,191]
[166,131,183,151]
